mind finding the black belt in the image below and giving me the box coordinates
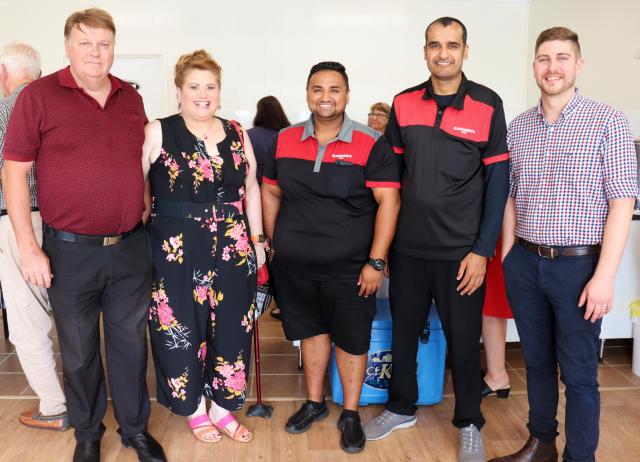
[0,206,39,217]
[43,221,144,246]
[516,237,600,259]
[153,200,243,218]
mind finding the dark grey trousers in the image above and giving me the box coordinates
[44,228,152,443]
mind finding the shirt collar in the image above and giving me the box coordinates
[57,65,123,93]
[536,88,583,122]
[301,113,354,143]
[10,82,29,98]
[422,72,468,110]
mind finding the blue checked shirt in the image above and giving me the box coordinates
[507,89,638,246]
[0,83,37,211]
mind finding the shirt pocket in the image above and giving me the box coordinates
[439,142,482,187]
[326,163,365,199]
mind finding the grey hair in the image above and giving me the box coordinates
[0,42,41,80]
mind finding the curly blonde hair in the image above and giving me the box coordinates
[174,49,221,88]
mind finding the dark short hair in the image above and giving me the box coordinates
[253,95,291,131]
[535,26,581,58]
[306,61,349,90]
[425,17,467,46]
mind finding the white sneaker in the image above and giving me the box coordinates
[458,424,485,462]
[363,409,417,441]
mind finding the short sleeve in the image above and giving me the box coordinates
[364,136,401,188]
[481,98,509,166]
[602,111,638,200]
[384,101,404,155]
[262,132,279,186]
[3,87,43,162]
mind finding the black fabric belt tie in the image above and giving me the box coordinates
[153,199,244,218]
[0,206,39,217]
[44,221,144,246]
[516,237,601,259]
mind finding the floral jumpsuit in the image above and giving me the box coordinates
[148,114,256,415]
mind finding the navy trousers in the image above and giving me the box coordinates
[504,243,601,462]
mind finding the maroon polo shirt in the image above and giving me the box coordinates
[3,66,147,235]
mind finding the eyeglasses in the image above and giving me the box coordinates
[368,112,389,119]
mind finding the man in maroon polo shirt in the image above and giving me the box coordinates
[2,8,165,462]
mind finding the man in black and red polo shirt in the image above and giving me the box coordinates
[262,62,400,453]
[364,17,509,462]
[3,8,165,462]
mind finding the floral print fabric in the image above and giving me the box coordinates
[148,115,256,415]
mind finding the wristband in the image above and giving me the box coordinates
[251,234,266,244]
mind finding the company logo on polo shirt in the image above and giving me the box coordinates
[364,350,393,389]
[331,153,352,159]
[453,126,476,135]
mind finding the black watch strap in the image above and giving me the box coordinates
[367,258,385,271]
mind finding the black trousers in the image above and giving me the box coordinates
[43,228,152,442]
[386,251,485,429]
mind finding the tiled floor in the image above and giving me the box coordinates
[0,305,638,400]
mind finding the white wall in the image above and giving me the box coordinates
[0,0,530,125]
[527,0,640,136]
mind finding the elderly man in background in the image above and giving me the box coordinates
[2,8,165,462]
[0,42,69,431]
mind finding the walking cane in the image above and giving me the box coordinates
[247,266,273,418]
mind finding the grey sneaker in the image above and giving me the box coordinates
[458,424,485,462]
[363,409,417,441]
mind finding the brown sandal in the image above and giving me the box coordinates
[188,414,222,443]
[214,413,253,443]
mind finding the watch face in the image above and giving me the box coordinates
[370,259,385,271]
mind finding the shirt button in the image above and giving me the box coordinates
[438,110,442,115]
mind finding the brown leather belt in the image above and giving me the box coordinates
[516,237,600,259]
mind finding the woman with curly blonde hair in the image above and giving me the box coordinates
[142,50,266,444]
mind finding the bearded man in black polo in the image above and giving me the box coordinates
[262,61,401,453]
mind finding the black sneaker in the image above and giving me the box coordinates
[337,412,366,453]
[285,400,329,434]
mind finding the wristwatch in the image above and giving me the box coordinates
[367,258,386,271]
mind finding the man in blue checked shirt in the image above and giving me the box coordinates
[491,27,638,462]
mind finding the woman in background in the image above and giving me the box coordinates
[248,96,290,320]
[247,95,290,184]
[367,102,390,134]
[482,236,512,398]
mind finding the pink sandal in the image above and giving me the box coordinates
[214,413,253,443]
[188,414,222,443]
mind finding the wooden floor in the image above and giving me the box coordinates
[0,307,639,461]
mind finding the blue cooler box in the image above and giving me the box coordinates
[329,298,446,405]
